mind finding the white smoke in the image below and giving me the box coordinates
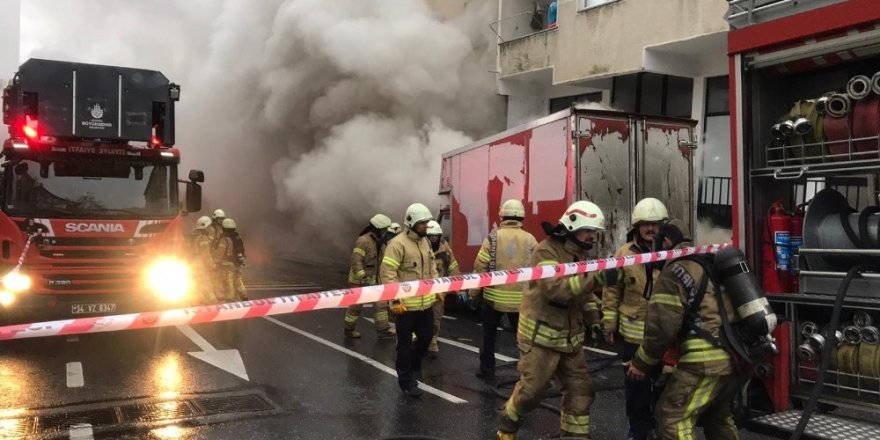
[20,0,504,260]
[695,219,732,246]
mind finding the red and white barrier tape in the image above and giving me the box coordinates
[0,243,730,340]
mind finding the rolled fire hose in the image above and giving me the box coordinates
[847,75,872,100]
[779,120,795,136]
[859,343,880,380]
[873,71,880,95]
[826,93,852,118]
[854,311,874,328]
[860,326,880,345]
[770,123,784,140]
[793,117,812,136]
[797,341,817,362]
[824,112,851,160]
[843,325,862,345]
[851,95,880,155]
[815,96,830,115]
[800,321,818,337]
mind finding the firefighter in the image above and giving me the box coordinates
[426,220,460,358]
[207,209,226,242]
[600,197,668,440]
[497,200,605,439]
[343,213,397,339]
[191,216,219,304]
[626,220,744,440]
[469,199,537,382]
[213,218,247,302]
[380,203,439,398]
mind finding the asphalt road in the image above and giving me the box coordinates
[0,270,781,439]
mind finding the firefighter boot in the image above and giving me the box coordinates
[496,432,515,440]
[377,327,397,338]
[344,329,362,339]
[428,338,440,359]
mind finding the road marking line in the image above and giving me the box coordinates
[66,362,84,388]
[585,346,618,356]
[247,285,318,292]
[177,325,250,381]
[441,315,457,320]
[69,423,93,440]
[177,325,214,351]
[364,317,516,363]
[264,316,467,404]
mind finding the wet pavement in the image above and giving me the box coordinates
[0,265,779,439]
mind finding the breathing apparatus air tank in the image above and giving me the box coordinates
[714,246,779,355]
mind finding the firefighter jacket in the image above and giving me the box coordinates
[213,232,246,268]
[600,240,662,344]
[433,238,460,278]
[348,232,382,286]
[192,232,214,270]
[517,236,601,353]
[206,223,222,243]
[632,242,738,376]
[380,228,439,311]
[473,220,537,313]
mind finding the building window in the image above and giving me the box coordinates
[611,72,693,117]
[549,92,602,114]
[580,0,618,11]
[705,75,730,117]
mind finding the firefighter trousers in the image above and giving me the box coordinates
[622,342,658,439]
[218,264,247,302]
[429,294,445,352]
[480,303,518,378]
[500,344,594,437]
[654,368,743,440]
[343,301,391,331]
[395,308,434,391]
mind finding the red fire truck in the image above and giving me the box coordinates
[439,107,697,271]
[727,0,880,436]
[0,59,204,323]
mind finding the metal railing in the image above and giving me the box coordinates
[490,10,551,43]
[765,134,880,169]
[726,0,845,29]
[697,176,732,228]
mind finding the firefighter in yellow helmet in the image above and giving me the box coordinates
[600,197,668,440]
[470,199,537,382]
[627,220,746,440]
[343,214,397,339]
[213,218,247,302]
[191,216,220,304]
[380,203,439,398]
[207,209,226,242]
[497,200,605,439]
[425,220,460,358]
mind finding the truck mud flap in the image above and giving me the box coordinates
[747,410,880,440]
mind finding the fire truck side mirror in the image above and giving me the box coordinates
[185,182,202,213]
[188,169,204,183]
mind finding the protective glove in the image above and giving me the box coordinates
[390,300,407,315]
[588,324,603,347]
[457,292,469,304]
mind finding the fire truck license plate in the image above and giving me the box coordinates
[71,303,117,314]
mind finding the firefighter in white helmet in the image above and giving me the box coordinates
[213,218,247,302]
[207,208,226,243]
[191,216,220,303]
[425,220,460,358]
[380,203,439,398]
[600,197,669,440]
[497,200,604,439]
[469,199,537,382]
[343,214,397,339]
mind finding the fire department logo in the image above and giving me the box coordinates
[90,103,105,119]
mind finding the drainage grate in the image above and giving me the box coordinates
[749,410,880,440]
[119,400,198,423]
[37,407,118,435]
[194,394,273,415]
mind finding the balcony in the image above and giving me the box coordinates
[725,0,848,29]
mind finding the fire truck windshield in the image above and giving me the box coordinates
[3,159,177,219]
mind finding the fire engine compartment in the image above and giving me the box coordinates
[745,50,880,412]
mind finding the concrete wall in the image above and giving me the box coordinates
[0,0,21,83]
[499,0,728,82]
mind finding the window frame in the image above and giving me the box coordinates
[579,0,621,12]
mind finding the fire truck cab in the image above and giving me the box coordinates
[0,59,203,323]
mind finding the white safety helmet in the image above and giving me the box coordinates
[212,209,226,219]
[631,198,668,225]
[370,214,392,229]
[559,201,605,232]
[499,199,526,219]
[388,223,402,234]
[221,218,237,229]
[196,216,211,230]
[404,203,433,228]
[426,220,443,236]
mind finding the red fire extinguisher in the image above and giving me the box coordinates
[789,204,805,293]
[763,199,792,293]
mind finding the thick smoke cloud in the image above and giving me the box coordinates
[20,0,504,260]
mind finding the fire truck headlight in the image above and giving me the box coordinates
[145,259,192,302]
[0,291,14,306]
[2,271,31,293]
